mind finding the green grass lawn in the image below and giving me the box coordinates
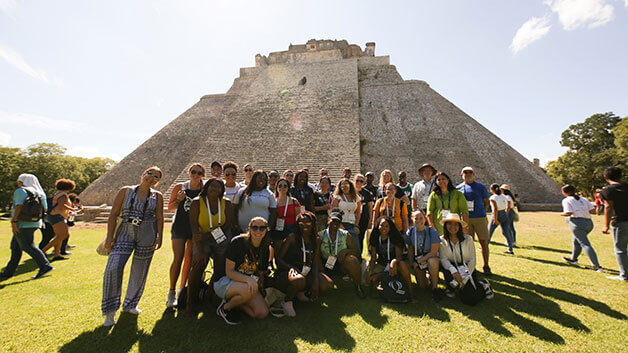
[0,212,626,353]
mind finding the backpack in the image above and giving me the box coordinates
[17,188,43,222]
[379,272,410,303]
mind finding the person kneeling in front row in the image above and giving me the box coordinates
[406,210,443,301]
[439,214,493,305]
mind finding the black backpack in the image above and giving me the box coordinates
[379,272,410,303]
[17,188,43,222]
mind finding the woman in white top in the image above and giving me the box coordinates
[439,213,493,305]
[488,184,515,254]
[331,178,361,245]
[560,185,602,271]
[223,161,242,202]
[501,184,518,246]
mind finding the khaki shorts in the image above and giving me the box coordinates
[467,217,489,241]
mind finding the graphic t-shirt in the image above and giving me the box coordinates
[219,235,270,278]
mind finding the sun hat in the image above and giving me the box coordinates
[440,213,467,228]
[461,167,474,174]
[418,163,437,175]
[500,184,511,191]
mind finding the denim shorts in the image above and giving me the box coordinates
[213,276,235,299]
[46,214,65,225]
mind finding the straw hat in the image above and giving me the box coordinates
[440,213,467,228]
[500,184,511,191]
[418,163,437,175]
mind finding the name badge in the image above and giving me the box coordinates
[211,227,227,244]
[251,274,259,283]
[276,218,285,231]
[467,200,474,212]
[301,265,311,276]
[300,206,306,213]
[441,210,451,218]
[325,256,337,270]
[418,261,428,270]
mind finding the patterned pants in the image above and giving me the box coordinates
[101,224,156,315]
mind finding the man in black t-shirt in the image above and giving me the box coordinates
[354,174,374,256]
[601,167,628,282]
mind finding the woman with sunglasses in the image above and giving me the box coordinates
[102,167,164,326]
[354,174,374,257]
[187,177,236,317]
[426,172,469,235]
[166,163,205,307]
[242,164,254,186]
[273,178,301,243]
[223,161,242,202]
[214,217,272,324]
[233,170,277,232]
[331,178,361,247]
[275,212,330,316]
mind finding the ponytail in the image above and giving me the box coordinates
[561,185,579,200]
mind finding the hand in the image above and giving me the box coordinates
[104,236,115,252]
[494,220,500,226]
[11,222,19,235]
[246,277,258,294]
[453,272,463,283]
[353,226,360,234]
[153,234,163,250]
[389,260,398,276]
[602,226,609,234]
[176,190,186,202]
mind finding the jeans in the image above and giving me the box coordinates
[507,209,517,243]
[489,210,514,252]
[568,218,599,267]
[3,227,52,276]
[612,221,628,280]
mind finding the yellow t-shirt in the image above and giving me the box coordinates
[198,197,226,233]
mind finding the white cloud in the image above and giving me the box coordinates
[510,15,552,54]
[0,0,16,18]
[545,0,615,30]
[0,131,10,146]
[625,0,628,7]
[66,146,121,161]
[0,111,85,131]
[0,44,64,87]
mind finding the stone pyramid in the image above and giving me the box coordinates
[80,39,561,206]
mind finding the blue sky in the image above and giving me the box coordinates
[1,0,627,165]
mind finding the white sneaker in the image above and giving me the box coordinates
[103,312,115,327]
[166,290,177,307]
[281,301,297,317]
[124,307,142,315]
[606,275,628,282]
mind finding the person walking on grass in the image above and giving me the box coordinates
[560,185,602,272]
[41,179,80,261]
[488,183,515,255]
[601,167,628,282]
[0,174,53,280]
[101,167,164,327]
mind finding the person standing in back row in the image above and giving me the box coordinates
[412,163,437,213]
[397,171,413,220]
[456,167,491,275]
[601,167,628,282]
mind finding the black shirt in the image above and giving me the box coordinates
[369,233,402,266]
[291,186,314,212]
[313,191,332,216]
[601,182,628,225]
[359,188,374,224]
[217,235,271,278]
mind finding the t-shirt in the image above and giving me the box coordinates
[277,198,301,226]
[319,228,349,259]
[405,226,440,257]
[456,182,489,218]
[313,191,332,216]
[427,189,469,235]
[233,188,277,231]
[358,188,374,224]
[374,198,408,232]
[369,234,401,266]
[601,182,628,225]
[223,184,242,202]
[398,183,413,214]
[291,186,314,212]
[489,194,509,211]
[336,194,358,225]
[13,188,47,229]
[219,235,270,279]
[562,196,594,219]
[412,178,436,211]
[376,185,405,200]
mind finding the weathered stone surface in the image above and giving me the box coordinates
[80,39,562,205]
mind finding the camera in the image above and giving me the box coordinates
[129,217,142,226]
[450,279,459,288]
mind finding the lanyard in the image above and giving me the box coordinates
[379,236,391,262]
[130,186,151,220]
[281,196,290,218]
[440,192,451,210]
[449,240,464,267]
[385,199,396,217]
[302,238,310,264]
[414,227,430,257]
[327,229,339,256]
[205,197,221,229]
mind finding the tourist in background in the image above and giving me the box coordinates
[233,170,277,232]
[601,167,628,282]
[364,172,378,197]
[210,161,223,180]
[405,210,442,301]
[373,183,409,234]
[273,178,301,243]
[560,184,602,272]
[101,167,164,326]
[41,178,80,261]
[242,164,254,186]
[397,171,413,218]
[282,169,294,185]
[1,174,53,280]
[439,214,493,305]
[594,189,604,216]
[342,167,352,180]
[316,168,335,193]
[488,184,515,255]
[412,163,437,213]
[291,169,315,212]
[166,163,204,307]
[456,167,492,275]
[215,217,272,324]
[354,173,374,256]
[331,178,361,246]
[223,162,242,202]
[426,172,469,235]
[187,177,235,316]
[313,176,333,230]
[501,184,518,246]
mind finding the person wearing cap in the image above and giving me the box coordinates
[456,167,491,275]
[427,172,469,235]
[439,214,493,305]
[412,163,437,213]
[210,161,223,180]
[319,209,365,298]
[500,184,518,247]
[364,172,378,196]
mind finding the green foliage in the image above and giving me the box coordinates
[614,117,628,158]
[547,113,627,196]
[0,143,115,208]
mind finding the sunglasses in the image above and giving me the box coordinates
[278,184,289,189]
[244,168,253,172]
[285,174,294,177]
[355,179,365,183]
[250,225,267,231]
[190,170,204,176]
[463,171,474,174]
[299,221,313,225]
[224,172,236,177]
[147,171,161,180]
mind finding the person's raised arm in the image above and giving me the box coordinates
[168,183,184,212]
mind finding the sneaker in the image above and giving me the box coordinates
[166,290,177,308]
[217,300,242,325]
[281,301,297,317]
[606,275,628,282]
[67,244,77,250]
[483,265,492,276]
[124,307,142,315]
[562,256,578,265]
[103,312,115,327]
[355,285,366,299]
[32,266,54,279]
[591,266,604,273]
[482,281,494,300]
[50,255,70,262]
[432,288,443,302]
[445,288,455,298]
[504,250,514,255]
[269,305,285,318]
[60,252,72,256]
[0,271,13,280]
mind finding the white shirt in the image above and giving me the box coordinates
[505,195,515,209]
[562,196,594,219]
[490,194,508,211]
[224,184,242,202]
[439,234,476,275]
[412,178,436,210]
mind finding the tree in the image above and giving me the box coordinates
[547,113,626,196]
[614,117,628,158]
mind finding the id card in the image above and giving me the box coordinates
[301,265,311,276]
[276,218,285,231]
[211,227,227,244]
[417,259,428,270]
[325,256,337,270]
[467,200,474,212]
[441,210,451,218]
[300,205,305,213]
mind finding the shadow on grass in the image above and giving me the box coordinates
[59,312,145,353]
[521,245,571,255]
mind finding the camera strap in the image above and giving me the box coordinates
[129,186,151,221]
